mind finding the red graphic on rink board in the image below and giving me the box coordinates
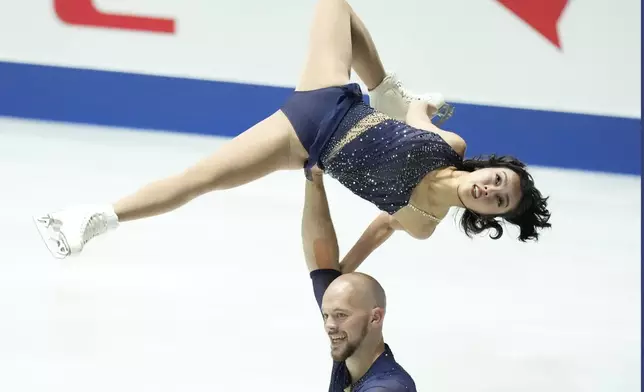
[54,0,175,34]
[497,0,568,49]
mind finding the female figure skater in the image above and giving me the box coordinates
[34,0,551,260]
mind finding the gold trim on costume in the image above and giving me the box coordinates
[325,112,390,162]
[408,203,442,223]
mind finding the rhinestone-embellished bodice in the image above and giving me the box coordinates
[320,102,463,215]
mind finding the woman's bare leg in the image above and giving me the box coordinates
[295,0,354,91]
[114,111,307,222]
[347,6,387,91]
[33,111,308,258]
[297,0,442,121]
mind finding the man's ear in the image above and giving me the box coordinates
[371,307,385,325]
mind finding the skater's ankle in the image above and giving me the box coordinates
[367,74,386,92]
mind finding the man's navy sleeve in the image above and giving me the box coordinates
[310,268,342,310]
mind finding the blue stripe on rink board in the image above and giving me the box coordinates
[0,60,640,175]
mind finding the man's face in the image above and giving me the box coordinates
[321,282,372,362]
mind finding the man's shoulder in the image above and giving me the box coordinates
[356,345,417,392]
[357,369,416,392]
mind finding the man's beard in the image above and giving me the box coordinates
[331,318,370,362]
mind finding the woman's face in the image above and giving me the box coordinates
[457,167,523,216]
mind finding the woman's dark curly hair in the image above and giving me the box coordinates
[458,155,551,242]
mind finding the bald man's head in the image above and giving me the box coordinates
[320,272,387,362]
[328,272,386,310]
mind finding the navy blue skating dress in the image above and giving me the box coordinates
[281,83,463,215]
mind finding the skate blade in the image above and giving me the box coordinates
[32,215,71,260]
[433,104,454,127]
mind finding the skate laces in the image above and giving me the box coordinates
[391,76,415,101]
[82,214,108,245]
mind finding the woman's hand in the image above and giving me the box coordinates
[305,164,324,182]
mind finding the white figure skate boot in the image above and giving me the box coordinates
[32,204,119,259]
[369,72,454,126]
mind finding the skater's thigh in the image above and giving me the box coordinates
[182,111,308,192]
[296,0,353,92]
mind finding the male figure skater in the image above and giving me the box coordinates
[301,169,416,391]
